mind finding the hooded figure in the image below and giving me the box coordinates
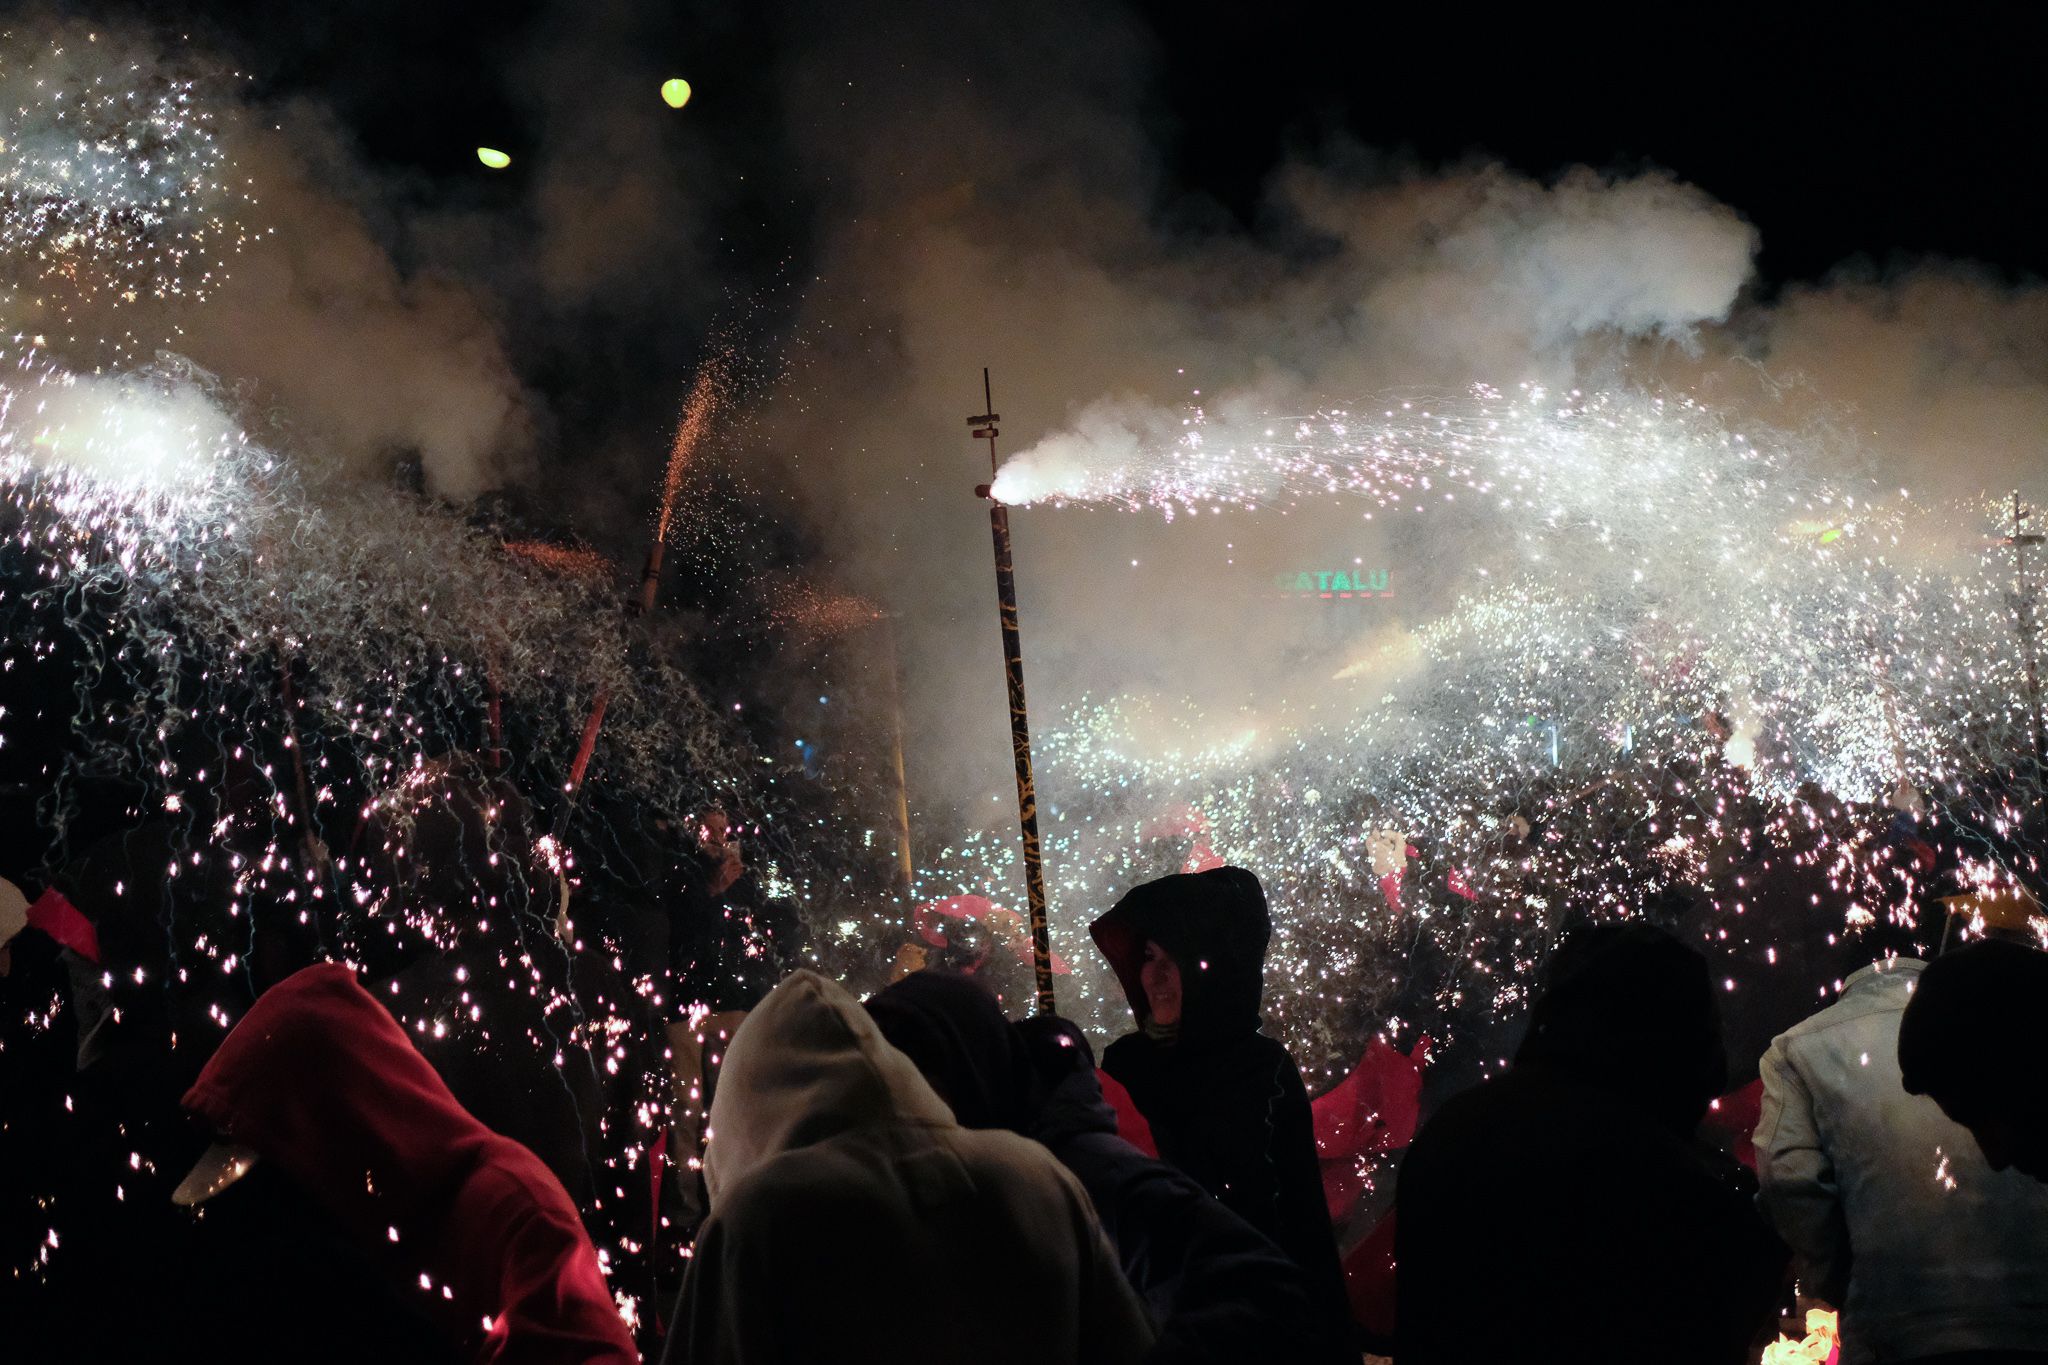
[666,969,1152,1365]
[1396,925,1785,1365]
[1758,949,2048,1364]
[1899,937,2048,1182]
[866,971,1330,1365]
[180,964,637,1365]
[1089,868,1351,1353]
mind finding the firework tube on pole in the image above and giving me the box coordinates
[971,370,1057,1014]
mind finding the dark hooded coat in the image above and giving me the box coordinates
[1395,925,1786,1365]
[183,964,638,1365]
[1089,868,1351,1354]
[866,972,1331,1365]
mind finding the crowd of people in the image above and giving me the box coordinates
[10,845,2048,1364]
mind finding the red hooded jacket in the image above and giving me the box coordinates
[183,964,636,1365]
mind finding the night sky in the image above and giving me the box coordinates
[98,0,2048,511]
[182,2,2048,272]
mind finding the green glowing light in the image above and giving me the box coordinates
[661,78,692,109]
[476,146,511,169]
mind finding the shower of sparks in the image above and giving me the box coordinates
[654,364,724,548]
[0,334,882,1303]
[1,28,263,363]
[944,385,2047,1083]
[502,538,616,585]
[762,575,884,642]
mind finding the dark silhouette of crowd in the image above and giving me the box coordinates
[11,845,2048,1365]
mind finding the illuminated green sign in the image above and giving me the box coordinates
[1276,568,1391,597]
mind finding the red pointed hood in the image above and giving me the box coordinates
[183,963,497,1236]
[183,964,637,1364]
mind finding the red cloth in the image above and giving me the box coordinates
[1313,1038,1427,1221]
[1342,1208,1399,1341]
[913,895,1072,974]
[1140,804,1210,842]
[26,888,100,963]
[1098,1067,1158,1158]
[183,964,636,1365]
[1703,1077,1765,1172]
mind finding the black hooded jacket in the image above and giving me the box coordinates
[1088,869,1352,1352]
[1395,925,1785,1365]
[865,972,1331,1365]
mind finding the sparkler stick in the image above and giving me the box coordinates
[970,370,1056,1014]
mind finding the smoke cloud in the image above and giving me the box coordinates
[171,108,533,498]
[750,0,2048,840]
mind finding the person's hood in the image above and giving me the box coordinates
[704,968,954,1204]
[1013,1014,1122,1149]
[1900,938,2048,1115]
[1514,923,1728,1136]
[1090,866,1271,1047]
[182,962,499,1238]
[863,970,1042,1132]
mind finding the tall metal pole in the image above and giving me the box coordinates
[970,370,1056,1014]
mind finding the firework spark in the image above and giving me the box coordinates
[936,385,2047,1083]
[1,27,263,363]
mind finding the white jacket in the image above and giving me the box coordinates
[666,970,1155,1365]
[1756,957,2048,1363]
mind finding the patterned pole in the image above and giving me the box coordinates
[970,370,1056,1014]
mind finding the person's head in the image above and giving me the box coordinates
[1899,938,2048,1181]
[1139,940,1182,1028]
[863,970,1040,1132]
[1013,1012,1096,1087]
[1089,865,1271,1046]
[1517,923,1728,1136]
[706,970,955,1204]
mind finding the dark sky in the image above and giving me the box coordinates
[157,0,2048,284]
[1136,3,2047,284]
[91,0,2048,533]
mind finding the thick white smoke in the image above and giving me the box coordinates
[754,0,2048,841]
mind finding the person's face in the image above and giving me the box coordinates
[1140,940,1182,1027]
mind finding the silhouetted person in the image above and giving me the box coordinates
[1758,910,2048,1364]
[1397,924,1785,1365]
[1089,867,1352,1354]
[663,969,1151,1365]
[865,970,1330,1365]
[179,964,638,1365]
[1900,938,2048,1183]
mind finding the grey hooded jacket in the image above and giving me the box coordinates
[1757,956,2048,1363]
[665,969,1154,1365]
